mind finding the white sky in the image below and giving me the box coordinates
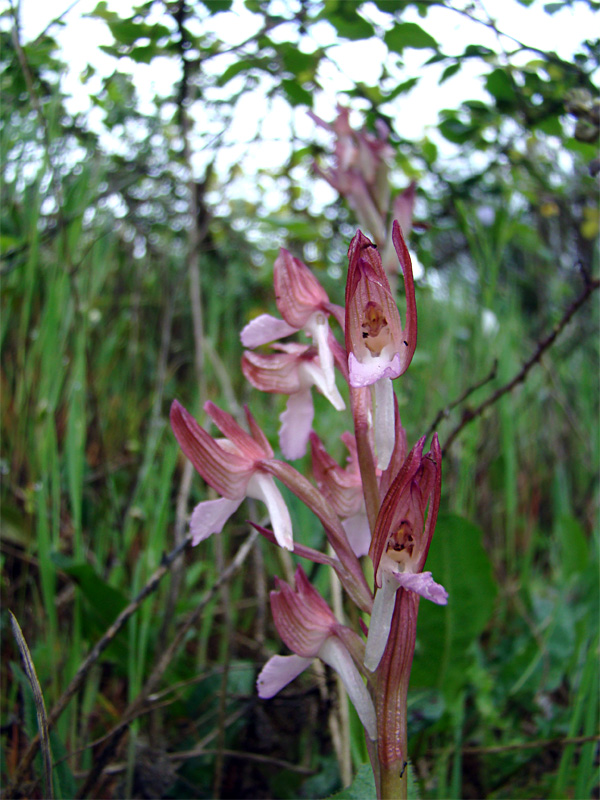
[13,0,598,207]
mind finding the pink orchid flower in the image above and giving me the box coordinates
[170,399,293,550]
[240,249,344,404]
[257,566,377,740]
[309,105,393,246]
[364,434,447,672]
[242,342,345,461]
[310,431,372,557]
[345,221,417,469]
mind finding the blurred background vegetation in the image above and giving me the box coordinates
[1,0,598,797]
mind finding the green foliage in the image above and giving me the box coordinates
[411,515,498,698]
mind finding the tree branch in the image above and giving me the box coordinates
[442,274,599,454]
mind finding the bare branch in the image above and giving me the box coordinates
[442,275,599,454]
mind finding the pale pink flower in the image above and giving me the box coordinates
[257,567,377,740]
[364,434,447,672]
[310,431,371,557]
[242,342,345,460]
[345,222,417,468]
[170,400,293,550]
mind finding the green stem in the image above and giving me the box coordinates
[379,762,408,800]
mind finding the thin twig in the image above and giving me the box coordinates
[1,534,193,799]
[425,359,498,441]
[76,529,259,798]
[442,276,599,454]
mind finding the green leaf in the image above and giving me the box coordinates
[535,114,563,136]
[328,13,375,41]
[385,22,438,54]
[201,0,233,10]
[217,58,262,86]
[128,44,159,64]
[438,117,478,144]
[327,762,419,799]
[555,515,589,580]
[439,62,461,83]
[411,514,498,698]
[51,555,129,657]
[328,763,375,799]
[544,1,566,12]
[485,68,518,103]
[279,44,318,76]
[421,138,438,164]
[372,0,411,11]
[50,730,77,800]
[463,44,495,57]
[281,78,313,107]
[387,77,419,100]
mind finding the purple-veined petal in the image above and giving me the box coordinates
[279,389,314,461]
[342,513,371,558]
[393,570,448,605]
[348,351,402,388]
[190,497,243,546]
[319,637,377,741]
[257,654,312,698]
[240,314,297,348]
[373,376,395,470]
[246,471,294,550]
[364,572,399,672]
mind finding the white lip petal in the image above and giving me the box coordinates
[189,497,243,545]
[257,654,312,698]
[364,572,399,672]
[305,312,338,398]
[279,389,314,461]
[319,637,378,741]
[300,359,346,411]
[246,472,294,550]
[348,351,402,387]
[373,376,395,470]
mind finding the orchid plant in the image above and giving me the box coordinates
[170,213,447,798]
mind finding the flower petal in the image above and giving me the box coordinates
[373,376,395,470]
[190,497,243,546]
[246,471,294,550]
[279,389,314,461]
[240,314,297,348]
[364,571,399,672]
[342,513,371,558]
[348,351,402,387]
[393,570,448,605]
[304,312,340,402]
[319,637,377,740]
[257,654,312,698]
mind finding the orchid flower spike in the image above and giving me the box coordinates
[170,400,293,550]
[257,566,377,741]
[345,221,417,469]
[242,343,345,461]
[240,249,344,403]
[364,434,447,672]
[309,105,394,246]
[310,431,372,558]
